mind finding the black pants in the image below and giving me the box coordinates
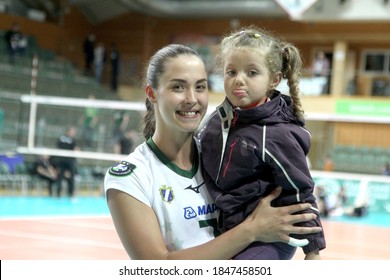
[55,160,77,197]
[37,175,56,196]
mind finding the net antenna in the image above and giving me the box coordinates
[27,54,39,149]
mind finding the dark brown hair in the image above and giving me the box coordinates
[142,44,201,139]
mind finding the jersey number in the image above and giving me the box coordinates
[199,218,221,237]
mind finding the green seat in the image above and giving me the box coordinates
[0,162,10,174]
[0,108,3,137]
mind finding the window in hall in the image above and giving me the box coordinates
[362,50,389,73]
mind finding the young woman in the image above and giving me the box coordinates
[104,44,322,260]
[199,27,326,260]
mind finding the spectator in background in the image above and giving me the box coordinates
[4,22,28,63]
[383,163,390,176]
[110,43,120,93]
[328,185,348,217]
[312,51,330,94]
[32,154,58,196]
[344,180,370,217]
[336,186,347,208]
[83,33,95,76]
[314,185,329,217]
[81,94,99,149]
[323,154,334,172]
[312,51,330,77]
[119,129,137,155]
[112,111,129,154]
[53,126,79,198]
[94,42,106,83]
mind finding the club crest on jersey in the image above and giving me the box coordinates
[109,161,136,176]
[159,185,174,203]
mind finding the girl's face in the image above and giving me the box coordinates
[223,48,280,108]
[149,55,208,135]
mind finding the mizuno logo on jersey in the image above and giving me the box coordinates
[183,203,218,220]
[185,182,205,193]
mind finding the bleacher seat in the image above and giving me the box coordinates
[330,144,389,174]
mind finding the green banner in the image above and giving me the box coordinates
[336,100,390,117]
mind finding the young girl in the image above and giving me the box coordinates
[104,44,322,259]
[199,27,326,260]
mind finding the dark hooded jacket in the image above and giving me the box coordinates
[198,91,325,254]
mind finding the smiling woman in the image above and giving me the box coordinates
[145,53,209,141]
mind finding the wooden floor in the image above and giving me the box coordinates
[0,216,128,260]
[0,216,389,260]
[293,220,390,260]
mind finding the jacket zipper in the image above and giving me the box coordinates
[222,111,239,178]
[223,139,237,177]
[231,111,238,127]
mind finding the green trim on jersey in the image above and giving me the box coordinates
[146,138,198,179]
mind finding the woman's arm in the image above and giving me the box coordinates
[107,187,322,260]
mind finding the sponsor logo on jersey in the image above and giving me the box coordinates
[159,185,174,203]
[184,203,218,219]
[184,182,205,193]
[198,203,219,216]
[184,207,197,219]
[109,161,136,176]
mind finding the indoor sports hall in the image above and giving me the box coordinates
[0,0,389,261]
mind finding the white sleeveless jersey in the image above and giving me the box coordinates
[104,139,219,251]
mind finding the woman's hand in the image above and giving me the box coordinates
[243,187,322,246]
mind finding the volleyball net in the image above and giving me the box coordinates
[14,94,146,163]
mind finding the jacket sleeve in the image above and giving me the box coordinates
[264,124,326,254]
